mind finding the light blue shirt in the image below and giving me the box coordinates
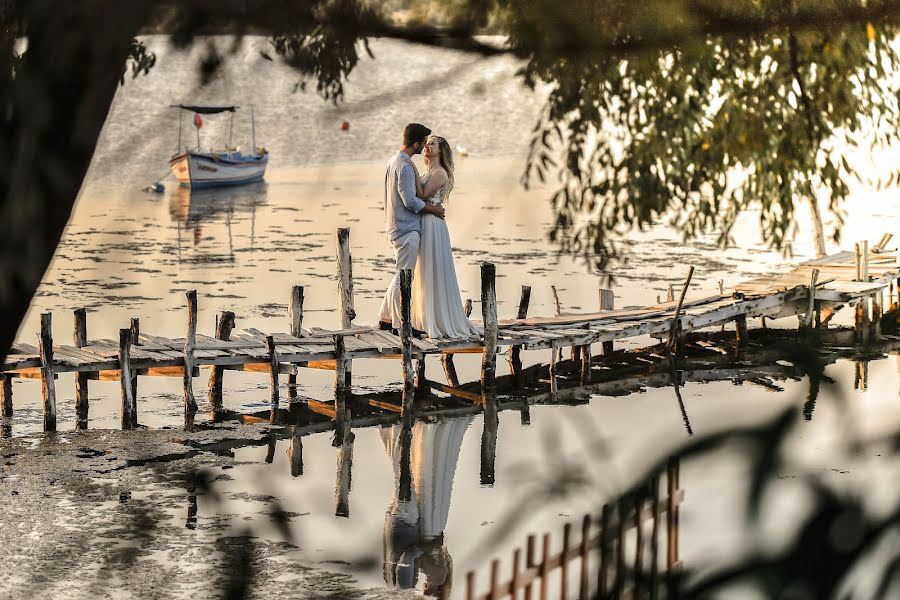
[384,151,427,241]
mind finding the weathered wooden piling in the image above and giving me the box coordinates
[334,422,355,517]
[735,314,749,347]
[480,391,499,486]
[804,269,820,328]
[333,334,349,446]
[289,426,304,477]
[266,335,281,419]
[560,522,571,599]
[39,312,56,432]
[129,317,140,400]
[525,534,536,599]
[579,514,591,600]
[398,420,413,502]
[599,504,611,597]
[0,373,12,419]
[665,267,694,353]
[74,308,88,427]
[119,328,136,429]
[600,288,615,355]
[508,285,531,386]
[441,353,460,387]
[183,291,198,419]
[288,285,305,397]
[336,228,355,388]
[481,263,498,391]
[208,311,235,411]
[399,269,415,419]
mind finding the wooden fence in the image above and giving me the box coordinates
[461,458,682,600]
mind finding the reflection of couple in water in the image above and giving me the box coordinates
[381,415,473,596]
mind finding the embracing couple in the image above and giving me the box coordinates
[378,123,479,340]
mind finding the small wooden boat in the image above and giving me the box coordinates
[168,104,268,188]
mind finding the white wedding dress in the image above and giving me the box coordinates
[411,174,480,339]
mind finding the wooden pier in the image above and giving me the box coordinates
[2,229,900,432]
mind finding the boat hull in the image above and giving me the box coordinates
[169,151,268,188]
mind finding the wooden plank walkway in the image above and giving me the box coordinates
[2,229,899,432]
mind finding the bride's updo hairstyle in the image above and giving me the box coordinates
[425,135,455,200]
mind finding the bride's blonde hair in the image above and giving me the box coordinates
[424,135,454,200]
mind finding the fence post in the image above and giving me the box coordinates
[39,312,56,432]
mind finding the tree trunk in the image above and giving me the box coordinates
[0,3,151,363]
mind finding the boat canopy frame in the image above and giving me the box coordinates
[170,104,249,154]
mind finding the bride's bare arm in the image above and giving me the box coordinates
[411,162,425,197]
[421,168,448,198]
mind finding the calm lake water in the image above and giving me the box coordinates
[5,36,900,598]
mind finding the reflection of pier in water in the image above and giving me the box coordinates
[168,182,267,258]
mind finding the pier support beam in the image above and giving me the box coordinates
[74,308,89,428]
[119,328,136,430]
[0,373,12,419]
[266,335,280,423]
[735,315,748,348]
[599,288,615,356]
[441,353,460,387]
[183,291,198,428]
[334,416,355,517]
[337,228,355,389]
[333,334,348,446]
[288,426,304,477]
[508,285,531,387]
[481,263,498,392]
[288,285,304,400]
[39,312,56,432]
[399,270,415,420]
[130,317,140,401]
[209,311,236,412]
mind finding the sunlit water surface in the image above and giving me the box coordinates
[5,35,900,598]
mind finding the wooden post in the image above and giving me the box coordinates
[551,285,562,316]
[0,373,12,419]
[415,357,427,397]
[336,228,355,388]
[649,475,661,600]
[525,534,536,600]
[208,311,235,412]
[665,267,694,353]
[863,240,869,281]
[488,559,500,600]
[441,354,460,387]
[599,504,610,597]
[549,344,559,396]
[854,242,861,281]
[39,312,56,432]
[561,522,571,599]
[616,497,626,594]
[119,328,136,429]
[509,285,531,387]
[480,392,499,486]
[333,334,348,446]
[288,426,304,477]
[804,269,819,328]
[288,285,305,397]
[735,314,748,348]
[540,533,551,600]
[581,339,592,384]
[580,514,591,600]
[873,291,883,339]
[334,423,355,517]
[511,548,522,600]
[634,493,645,597]
[267,335,280,410]
[481,263,498,392]
[400,270,415,419]
[666,460,677,570]
[808,194,827,258]
[183,291,198,421]
[129,317,139,400]
[74,308,88,428]
[666,284,674,302]
[600,289,615,355]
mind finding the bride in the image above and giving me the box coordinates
[411,135,479,339]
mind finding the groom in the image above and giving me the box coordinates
[379,123,446,333]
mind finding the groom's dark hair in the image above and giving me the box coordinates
[403,123,431,146]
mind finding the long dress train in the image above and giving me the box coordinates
[411,175,480,339]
